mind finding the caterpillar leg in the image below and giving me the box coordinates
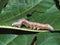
[37,27,40,30]
[33,27,36,30]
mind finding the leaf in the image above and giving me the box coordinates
[0,0,60,30]
[0,0,60,45]
[37,33,60,45]
[0,0,42,25]
[0,34,36,45]
[28,0,60,30]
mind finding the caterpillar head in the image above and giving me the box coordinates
[12,22,21,27]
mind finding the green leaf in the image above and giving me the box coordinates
[0,0,60,30]
[0,34,36,45]
[37,33,60,45]
[28,0,60,30]
[0,0,42,25]
[0,0,60,45]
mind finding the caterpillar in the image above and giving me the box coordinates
[12,18,54,31]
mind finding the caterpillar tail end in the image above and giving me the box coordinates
[48,25,55,31]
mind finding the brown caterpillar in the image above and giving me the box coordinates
[12,18,54,31]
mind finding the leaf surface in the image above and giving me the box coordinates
[37,33,60,45]
[0,34,36,45]
[0,0,60,30]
